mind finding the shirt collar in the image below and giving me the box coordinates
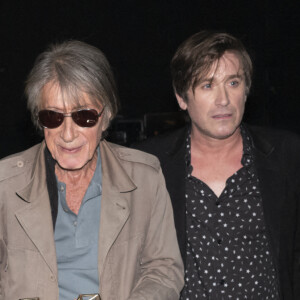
[56,146,102,202]
[85,146,102,200]
[185,123,254,171]
[240,123,254,167]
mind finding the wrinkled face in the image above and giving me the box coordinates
[41,82,104,171]
[177,51,247,140]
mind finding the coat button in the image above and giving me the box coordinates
[17,160,24,168]
[50,274,55,281]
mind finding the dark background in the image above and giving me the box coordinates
[0,0,299,158]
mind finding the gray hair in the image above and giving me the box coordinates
[26,40,119,130]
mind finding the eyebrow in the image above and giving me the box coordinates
[43,104,89,111]
[199,73,244,84]
[226,74,244,80]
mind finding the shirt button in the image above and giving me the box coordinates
[215,201,220,206]
[73,221,77,227]
[217,239,222,245]
[60,185,65,192]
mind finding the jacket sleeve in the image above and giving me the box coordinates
[128,168,184,300]
[293,181,300,299]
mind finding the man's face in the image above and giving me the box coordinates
[176,51,247,140]
[41,82,104,171]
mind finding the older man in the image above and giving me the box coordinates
[134,31,300,299]
[0,40,184,300]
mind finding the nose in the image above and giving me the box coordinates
[60,116,78,142]
[215,85,230,107]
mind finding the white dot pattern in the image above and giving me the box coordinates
[180,126,279,299]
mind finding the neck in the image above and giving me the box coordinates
[191,126,243,158]
[55,152,98,184]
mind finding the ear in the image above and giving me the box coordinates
[101,110,112,131]
[175,93,188,110]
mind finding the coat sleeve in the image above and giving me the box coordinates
[128,168,184,299]
[0,187,8,300]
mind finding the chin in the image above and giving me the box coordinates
[56,159,88,171]
[213,125,239,140]
[215,133,236,140]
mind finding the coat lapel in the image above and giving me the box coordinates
[98,141,136,276]
[15,143,58,277]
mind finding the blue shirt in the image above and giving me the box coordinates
[55,149,102,300]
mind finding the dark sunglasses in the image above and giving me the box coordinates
[38,107,105,129]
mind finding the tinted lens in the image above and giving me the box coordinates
[38,110,64,128]
[72,109,99,127]
[38,109,100,129]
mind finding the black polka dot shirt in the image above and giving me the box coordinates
[181,125,280,299]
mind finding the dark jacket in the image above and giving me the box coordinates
[133,124,300,300]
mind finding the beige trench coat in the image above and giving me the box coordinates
[0,140,184,300]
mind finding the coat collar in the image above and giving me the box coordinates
[15,142,58,278]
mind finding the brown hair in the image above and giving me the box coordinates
[171,31,253,100]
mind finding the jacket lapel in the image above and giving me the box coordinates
[249,126,283,256]
[15,143,58,277]
[164,127,188,260]
[98,141,136,276]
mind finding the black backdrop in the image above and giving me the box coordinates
[0,0,299,158]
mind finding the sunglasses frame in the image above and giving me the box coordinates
[38,106,105,129]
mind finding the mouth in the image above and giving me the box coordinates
[59,145,83,153]
[212,113,232,119]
